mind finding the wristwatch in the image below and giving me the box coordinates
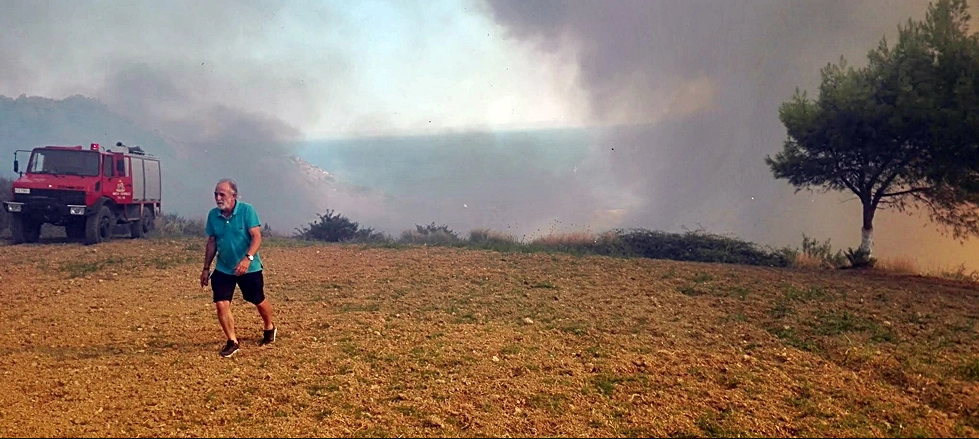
[246,254,254,261]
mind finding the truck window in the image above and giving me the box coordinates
[103,156,114,177]
[29,150,100,176]
[117,157,129,177]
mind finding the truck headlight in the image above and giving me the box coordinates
[4,202,23,212]
[68,205,86,215]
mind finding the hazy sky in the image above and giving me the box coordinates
[0,0,590,137]
[5,0,979,270]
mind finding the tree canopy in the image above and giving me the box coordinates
[766,0,979,255]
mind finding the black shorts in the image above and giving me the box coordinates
[211,270,265,304]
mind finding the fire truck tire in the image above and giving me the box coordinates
[85,206,113,245]
[11,215,41,244]
[130,208,153,239]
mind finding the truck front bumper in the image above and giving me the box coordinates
[3,201,86,218]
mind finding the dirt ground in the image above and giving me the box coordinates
[1,237,978,437]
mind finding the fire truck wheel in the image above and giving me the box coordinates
[11,215,41,244]
[85,206,113,245]
[130,209,153,239]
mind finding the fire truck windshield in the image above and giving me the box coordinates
[28,149,101,177]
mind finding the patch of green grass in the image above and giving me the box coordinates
[151,254,198,270]
[768,299,793,318]
[869,322,899,343]
[695,408,738,438]
[769,326,819,351]
[338,302,381,312]
[557,323,588,336]
[452,311,479,324]
[813,310,866,336]
[725,312,748,323]
[307,382,341,396]
[690,272,715,283]
[60,256,124,278]
[959,357,979,381]
[500,344,521,356]
[527,392,569,414]
[677,284,706,297]
[182,242,202,252]
[726,285,750,300]
[784,284,830,302]
[592,374,624,396]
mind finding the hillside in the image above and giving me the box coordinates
[0,238,977,437]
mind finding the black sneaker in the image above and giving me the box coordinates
[260,326,276,346]
[219,340,240,358]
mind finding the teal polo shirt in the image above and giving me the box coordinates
[205,200,263,275]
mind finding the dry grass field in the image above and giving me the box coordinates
[1,237,978,437]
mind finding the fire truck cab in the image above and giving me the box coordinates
[3,142,162,245]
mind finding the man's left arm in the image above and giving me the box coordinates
[245,204,262,258]
[246,225,262,259]
[234,227,262,275]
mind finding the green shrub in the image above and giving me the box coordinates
[399,222,461,246]
[844,247,877,269]
[295,209,370,242]
[156,213,206,237]
[801,234,848,268]
[612,228,791,267]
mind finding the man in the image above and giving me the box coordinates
[200,178,276,358]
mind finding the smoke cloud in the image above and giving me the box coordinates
[482,0,979,270]
[0,0,348,231]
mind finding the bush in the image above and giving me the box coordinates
[156,213,207,237]
[527,231,631,257]
[399,222,461,246]
[295,209,389,243]
[467,228,520,250]
[612,228,791,267]
[800,234,847,268]
[782,234,848,269]
[844,247,877,269]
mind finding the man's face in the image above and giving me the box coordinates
[214,183,236,210]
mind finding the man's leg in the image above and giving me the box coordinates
[211,270,240,357]
[240,270,275,344]
[256,299,274,331]
[215,300,237,343]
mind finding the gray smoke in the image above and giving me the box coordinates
[482,0,979,270]
[0,0,340,231]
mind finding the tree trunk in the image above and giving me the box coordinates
[859,202,876,256]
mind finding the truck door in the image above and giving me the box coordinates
[110,156,133,203]
[101,154,114,197]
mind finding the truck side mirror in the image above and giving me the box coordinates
[13,159,18,174]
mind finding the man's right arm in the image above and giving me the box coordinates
[200,235,217,287]
[203,235,217,271]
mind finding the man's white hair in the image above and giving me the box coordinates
[217,178,238,196]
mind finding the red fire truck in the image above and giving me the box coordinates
[3,142,162,244]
